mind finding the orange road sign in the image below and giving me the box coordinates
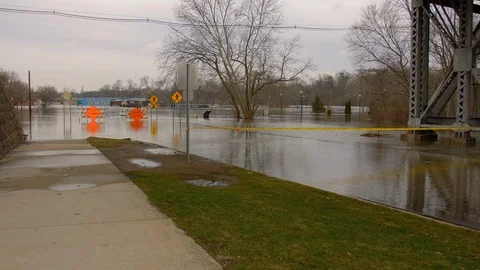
[149,95,159,104]
[128,107,145,121]
[85,106,101,121]
[171,91,183,103]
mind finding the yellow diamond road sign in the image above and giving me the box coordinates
[171,91,183,104]
[150,103,158,109]
[149,95,159,104]
[63,91,72,101]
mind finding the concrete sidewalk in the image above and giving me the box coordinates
[0,140,221,270]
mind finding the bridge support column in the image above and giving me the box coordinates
[409,0,427,124]
[454,0,476,144]
[406,0,437,145]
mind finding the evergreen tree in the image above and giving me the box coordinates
[312,94,325,113]
[345,100,352,115]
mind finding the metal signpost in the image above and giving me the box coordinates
[177,63,198,163]
[28,71,32,140]
[63,91,72,138]
[171,91,183,136]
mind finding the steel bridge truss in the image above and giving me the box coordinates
[410,0,480,138]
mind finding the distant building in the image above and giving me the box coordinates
[110,98,148,107]
[75,97,115,106]
[74,97,151,107]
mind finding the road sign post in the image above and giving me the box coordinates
[63,91,72,138]
[177,63,198,163]
[149,95,159,122]
[186,65,190,163]
[28,71,32,140]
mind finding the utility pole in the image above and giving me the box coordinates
[28,71,32,140]
[186,63,191,163]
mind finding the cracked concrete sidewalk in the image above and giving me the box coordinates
[0,140,221,270]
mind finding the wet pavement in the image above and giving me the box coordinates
[14,106,480,229]
[0,140,123,192]
[0,139,222,269]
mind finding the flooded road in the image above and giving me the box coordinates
[14,105,480,229]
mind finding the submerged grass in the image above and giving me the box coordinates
[87,137,133,148]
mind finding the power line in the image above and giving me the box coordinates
[0,5,412,32]
[0,3,173,20]
[0,5,351,31]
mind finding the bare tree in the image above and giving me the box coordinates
[140,76,165,94]
[346,1,411,96]
[36,85,58,107]
[126,79,137,92]
[0,70,28,106]
[159,0,312,119]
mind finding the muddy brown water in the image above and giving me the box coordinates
[13,105,480,229]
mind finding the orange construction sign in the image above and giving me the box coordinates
[128,108,145,121]
[85,106,102,121]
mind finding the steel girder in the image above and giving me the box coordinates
[410,0,478,136]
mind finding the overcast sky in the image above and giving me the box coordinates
[0,0,382,92]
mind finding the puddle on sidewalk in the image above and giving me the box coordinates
[144,148,177,155]
[187,179,230,187]
[49,183,97,191]
[15,149,101,157]
[129,159,161,168]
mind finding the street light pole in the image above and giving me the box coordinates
[280,93,283,116]
[300,91,303,119]
[358,94,362,118]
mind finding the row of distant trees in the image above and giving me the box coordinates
[191,71,355,109]
[0,69,59,108]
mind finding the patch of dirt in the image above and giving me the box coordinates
[361,132,391,138]
[96,142,235,183]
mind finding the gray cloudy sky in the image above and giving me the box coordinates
[0,0,381,92]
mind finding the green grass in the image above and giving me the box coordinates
[87,137,133,148]
[130,169,480,269]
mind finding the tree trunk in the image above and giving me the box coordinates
[242,106,256,120]
[234,106,241,119]
[228,94,242,119]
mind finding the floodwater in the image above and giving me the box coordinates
[129,158,162,168]
[14,105,480,229]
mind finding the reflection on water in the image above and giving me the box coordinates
[86,121,101,135]
[16,106,480,229]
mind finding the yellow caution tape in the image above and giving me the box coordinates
[192,126,472,132]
